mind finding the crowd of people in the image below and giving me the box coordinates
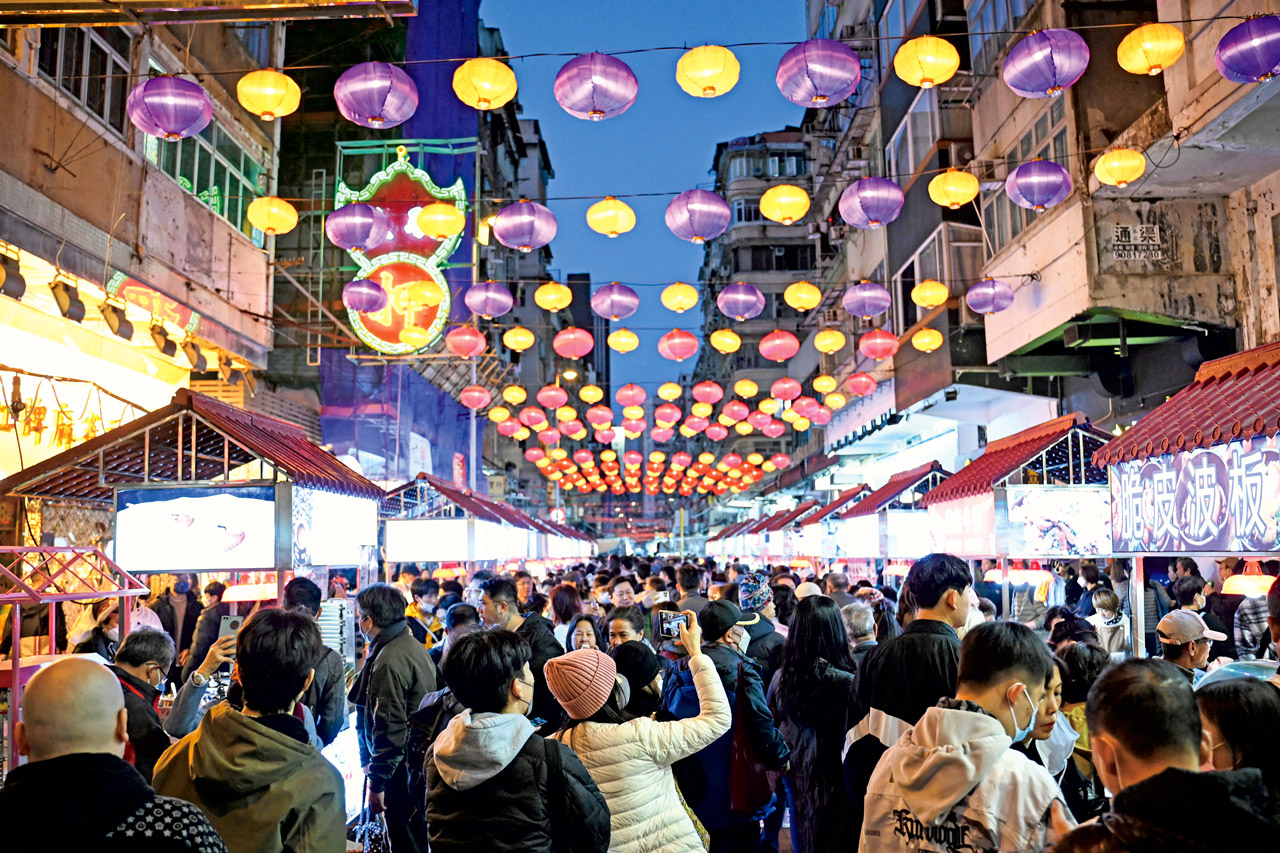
[2,552,1279,853]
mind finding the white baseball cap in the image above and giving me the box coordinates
[1157,609,1227,645]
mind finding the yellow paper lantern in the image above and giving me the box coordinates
[698,452,715,465]
[586,196,636,238]
[759,398,780,415]
[912,328,944,352]
[783,280,821,311]
[824,392,847,410]
[246,196,298,235]
[717,414,736,427]
[1094,148,1146,188]
[622,405,645,421]
[911,279,949,309]
[689,402,712,419]
[556,406,577,422]
[813,374,837,394]
[237,69,301,121]
[607,328,639,353]
[580,384,604,404]
[1116,22,1185,76]
[734,379,758,398]
[780,407,799,423]
[735,422,754,435]
[675,45,741,98]
[600,450,617,462]
[534,281,572,311]
[661,282,699,313]
[657,382,683,401]
[452,57,518,110]
[399,325,431,348]
[408,279,445,307]
[488,406,510,423]
[502,326,535,352]
[759,184,811,225]
[550,447,569,460]
[893,34,961,88]
[762,461,776,473]
[814,329,847,354]
[680,425,697,438]
[746,453,764,465]
[417,201,466,240]
[502,385,527,405]
[928,169,980,209]
[535,457,552,469]
[709,328,741,354]
[793,417,811,432]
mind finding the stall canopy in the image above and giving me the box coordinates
[840,462,949,518]
[709,518,754,542]
[760,500,818,532]
[741,509,790,535]
[798,485,869,526]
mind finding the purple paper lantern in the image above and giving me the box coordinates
[325,203,390,252]
[1215,16,1280,83]
[554,53,638,121]
[1002,29,1090,98]
[965,278,1016,315]
[842,280,892,319]
[342,279,387,314]
[590,283,640,321]
[1005,159,1073,211]
[126,76,212,140]
[492,200,558,253]
[334,62,419,129]
[838,177,904,229]
[464,280,514,319]
[717,282,766,321]
[775,39,862,107]
[665,189,731,244]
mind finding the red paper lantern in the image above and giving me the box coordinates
[748,411,772,429]
[811,406,832,426]
[759,330,800,362]
[770,377,802,401]
[692,381,724,404]
[722,453,743,468]
[553,327,595,359]
[536,385,569,408]
[562,419,586,435]
[793,396,820,418]
[615,383,647,406]
[573,449,594,465]
[846,372,878,396]
[655,403,683,423]
[623,451,644,466]
[859,329,900,361]
[525,448,546,462]
[538,428,562,444]
[763,421,786,438]
[621,418,647,433]
[446,326,487,358]
[651,427,674,442]
[706,424,729,441]
[722,400,749,422]
[459,385,491,410]
[673,452,693,467]
[595,428,616,443]
[497,420,521,437]
[770,453,792,469]
[584,405,614,426]
[658,328,700,362]
[518,406,548,427]
[684,416,710,433]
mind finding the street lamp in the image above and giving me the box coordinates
[563,369,579,381]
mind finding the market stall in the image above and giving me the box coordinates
[828,462,950,583]
[706,518,755,558]
[789,484,870,568]
[759,500,817,563]
[1094,341,1280,655]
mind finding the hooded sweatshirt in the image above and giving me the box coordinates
[152,702,346,853]
[861,700,1074,853]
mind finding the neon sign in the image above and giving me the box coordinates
[335,146,466,356]
[105,270,200,334]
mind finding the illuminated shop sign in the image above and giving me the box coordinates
[105,271,200,334]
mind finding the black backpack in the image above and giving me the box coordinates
[407,688,464,813]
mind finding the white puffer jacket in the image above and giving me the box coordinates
[552,654,731,853]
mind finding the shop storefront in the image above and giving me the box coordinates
[828,462,950,583]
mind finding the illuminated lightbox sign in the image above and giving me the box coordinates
[1002,485,1111,557]
[115,485,276,573]
[928,492,997,558]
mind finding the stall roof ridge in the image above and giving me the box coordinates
[1093,340,1280,466]
[841,461,949,518]
[799,484,870,526]
[760,500,817,532]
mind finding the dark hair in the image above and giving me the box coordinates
[957,622,1052,689]
[1269,574,1280,620]
[1197,678,1280,797]
[437,592,463,614]
[1086,659,1201,759]
[551,583,582,625]
[771,584,797,627]
[609,575,635,593]
[442,628,531,714]
[203,581,227,601]
[1175,557,1202,577]
[895,584,915,625]
[566,614,604,651]
[607,605,645,635]
[282,577,322,617]
[514,570,531,581]
[904,553,971,609]
[718,582,739,605]
[677,566,701,592]
[772,596,857,723]
[470,569,494,584]
[1171,575,1206,608]
[237,608,321,714]
[645,576,667,592]
[444,602,480,631]
[520,592,547,616]
[1262,559,1280,578]
[411,577,440,601]
[977,597,996,619]
[441,580,464,597]
[397,566,420,581]
[871,595,902,642]
[116,627,176,671]
[355,583,409,629]
[827,573,850,592]
[1061,642,1111,705]
[480,576,518,606]
[1081,563,1102,585]
[1050,614,1099,650]
[1043,604,1073,633]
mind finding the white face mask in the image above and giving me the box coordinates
[737,629,751,653]
[106,626,120,642]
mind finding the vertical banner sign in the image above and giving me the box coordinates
[452,452,466,490]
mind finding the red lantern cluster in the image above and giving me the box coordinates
[529,447,796,497]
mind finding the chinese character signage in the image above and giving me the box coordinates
[928,493,996,558]
[105,271,200,334]
[1110,436,1280,553]
[1110,223,1164,260]
[1002,486,1111,557]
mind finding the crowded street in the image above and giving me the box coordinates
[2,1,1280,851]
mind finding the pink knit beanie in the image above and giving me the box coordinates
[544,649,616,721]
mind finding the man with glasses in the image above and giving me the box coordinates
[109,628,176,783]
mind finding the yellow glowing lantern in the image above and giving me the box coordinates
[608,328,639,353]
[780,407,799,423]
[710,328,741,354]
[928,169,980,209]
[825,392,847,410]
[622,405,645,421]
[759,398,780,415]
[1116,23,1185,76]
[698,452,715,465]
[783,280,822,311]
[813,374,837,394]
[547,471,562,481]
[650,452,666,463]
[691,402,713,418]
[661,282,699,313]
[534,281,572,311]
[911,279,949,309]
[586,196,636,238]
[488,406,510,423]
[680,425,697,438]
[417,201,466,240]
[675,44,741,98]
[535,457,551,469]
[658,382,683,401]
[734,379,758,398]
[601,450,617,462]
[717,414,736,427]
[893,34,961,88]
[237,69,301,121]
[408,279,444,307]
[580,384,604,404]
[912,328,944,352]
[550,447,568,460]
[814,329,847,354]
[502,385,527,405]
[556,406,577,422]
[502,326,535,352]
[246,197,298,235]
[746,453,764,465]
[793,417,811,431]
[735,422,753,435]
[399,326,431,348]
[762,461,776,473]
[759,184,810,225]
[1094,148,1146,188]
[452,57,518,110]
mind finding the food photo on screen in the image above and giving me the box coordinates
[114,486,276,573]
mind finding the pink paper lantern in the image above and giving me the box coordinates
[658,328,700,362]
[573,449,595,465]
[651,427,674,442]
[672,452,693,468]
[623,451,644,466]
[770,453,792,469]
[722,453,743,469]
[706,424,729,441]
[553,327,595,359]
[536,385,569,409]
[615,383,647,406]
[538,428,562,444]
[771,377,802,401]
[763,421,786,438]
[692,381,724,404]
[811,406,832,426]
[722,400,749,422]
[621,418,647,434]
[518,406,548,427]
[655,403,683,423]
[445,326,486,358]
[793,396,820,418]
[595,428,616,443]
[459,385,491,410]
[846,372,878,396]
[859,329,900,361]
[585,405,614,426]
[759,330,801,362]
[525,448,546,463]
[497,420,521,437]
[684,416,710,433]
[748,411,772,429]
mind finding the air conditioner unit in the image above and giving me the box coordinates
[948,142,975,168]
[829,224,847,241]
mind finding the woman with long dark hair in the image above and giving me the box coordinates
[768,595,859,853]
[1197,678,1280,798]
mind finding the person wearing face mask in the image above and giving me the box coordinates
[181,581,229,683]
[148,575,202,675]
[861,621,1075,853]
[73,599,121,661]
[1196,678,1280,799]
[1156,609,1225,685]
[612,641,668,718]
[1012,655,1081,781]
[480,577,567,734]
[109,628,177,783]
[1172,575,1234,660]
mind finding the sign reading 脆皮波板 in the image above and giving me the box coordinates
[1109,435,1280,553]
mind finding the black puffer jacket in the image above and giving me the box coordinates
[108,665,170,783]
[515,612,568,733]
[302,643,347,746]
[743,613,784,688]
[182,601,228,682]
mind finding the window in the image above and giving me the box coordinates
[735,245,815,273]
[732,198,763,224]
[768,155,807,178]
[878,0,907,79]
[730,155,749,180]
[885,89,938,179]
[891,228,944,332]
[969,0,1032,77]
[37,27,132,133]
[979,102,1070,257]
[816,3,839,40]
[228,23,271,67]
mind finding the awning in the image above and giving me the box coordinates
[1093,340,1280,466]
[920,413,1109,507]
[741,510,788,535]
[759,500,818,532]
[709,518,753,542]
[0,389,381,503]
[762,452,839,495]
[840,462,949,518]
[798,485,870,526]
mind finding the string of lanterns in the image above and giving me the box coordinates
[530,448,794,498]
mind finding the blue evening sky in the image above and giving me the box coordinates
[478,0,805,392]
